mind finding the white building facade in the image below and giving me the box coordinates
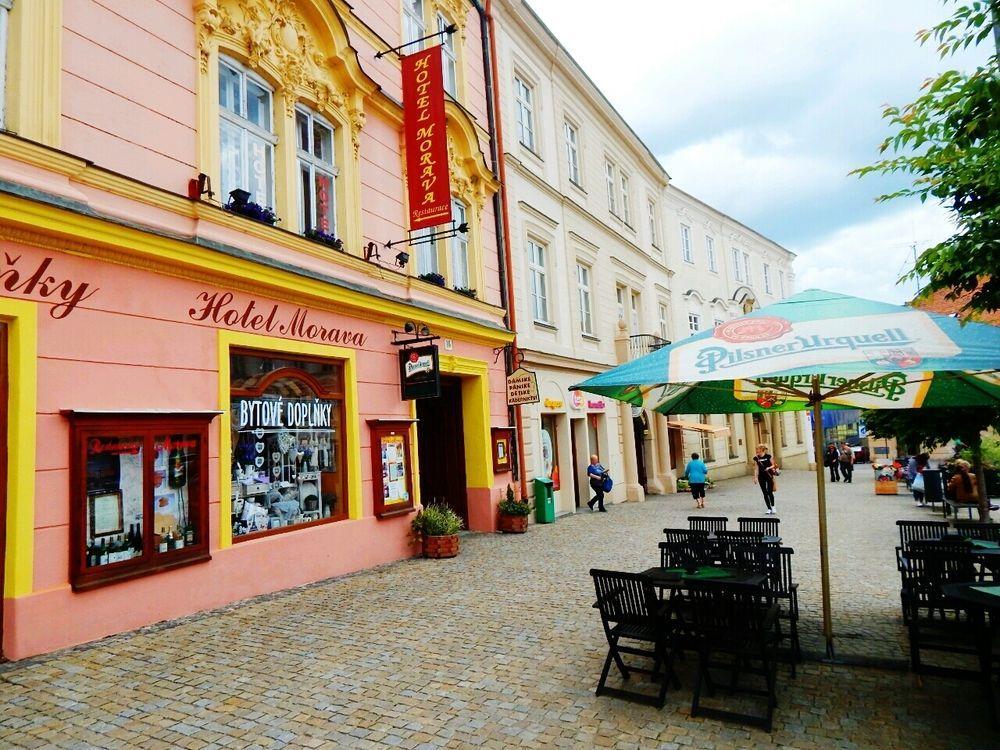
[494,0,807,512]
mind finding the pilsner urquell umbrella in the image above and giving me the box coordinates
[572,289,1000,657]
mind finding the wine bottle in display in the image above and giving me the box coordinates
[166,529,176,551]
[169,448,187,489]
[184,524,194,546]
[158,528,168,553]
[133,524,143,554]
[99,538,108,565]
[87,540,97,567]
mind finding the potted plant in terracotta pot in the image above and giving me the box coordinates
[497,484,530,533]
[411,503,463,558]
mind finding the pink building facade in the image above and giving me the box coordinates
[0,0,514,660]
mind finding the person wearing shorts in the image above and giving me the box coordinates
[683,452,709,509]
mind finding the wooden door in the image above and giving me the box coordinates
[415,378,468,526]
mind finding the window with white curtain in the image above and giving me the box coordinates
[630,291,641,334]
[616,285,626,322]
[438,14,457,97]
[680,224,693,263]
[764,263,772,294]
[450,199,469,289]
[706,235,717,272]
[779,270,786,298]
[564,121,581,185]
[688,313,700,336]
[657,303,670,340]
[296,107,338,235]
[732,248,743,281]
[743,253,752,285]
[413,226,437,276]
[0,0,11,130]
[514,75,536,151]
[219,57,277,208]
[620,173,632,225]
[403,0,425,46]
[577,263,593,335]
[648,200,659,247]
[605,160,617,216]
[527,239,549,322]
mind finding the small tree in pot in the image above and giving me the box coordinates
[411,503,464,558]
[497,484,531,533]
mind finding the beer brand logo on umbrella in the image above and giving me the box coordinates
[755,389,786,409]
[715,316,791,343]
[867,348,923,369]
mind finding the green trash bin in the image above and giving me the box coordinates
[533,477,555,524]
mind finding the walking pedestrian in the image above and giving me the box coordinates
[824,444,841,482]
[683,452,709,509]
[586,454,609,513]
[839,443,855,483]
[909,452,930,506]
[753,443,780,514]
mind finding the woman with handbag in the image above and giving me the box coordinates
[909,453,929,506]
[753,443,780,515]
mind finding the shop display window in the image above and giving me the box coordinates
[70,414,213,591]
[230,350,347,539]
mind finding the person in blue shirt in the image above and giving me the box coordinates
[586,455,609,512]
[683,452,709,509]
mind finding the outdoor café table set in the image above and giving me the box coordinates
[895,520,1000,727]
[590,516,798,732]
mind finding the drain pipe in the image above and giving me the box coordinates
[472,0,528,499]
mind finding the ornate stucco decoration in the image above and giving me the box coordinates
[430,0,469,37]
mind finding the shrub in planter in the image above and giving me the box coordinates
[411,503,463,558]
[453,286,478,299]
[224,200,280,225]
[418,272,446,287]
[304,228,344,251]
[498,484,531,533]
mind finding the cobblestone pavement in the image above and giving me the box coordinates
[1,469,994,749]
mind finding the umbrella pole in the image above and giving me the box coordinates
[811,377,835,659]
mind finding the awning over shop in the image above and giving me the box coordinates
[666,420,731,436]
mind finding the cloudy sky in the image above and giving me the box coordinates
[525,0,988,303]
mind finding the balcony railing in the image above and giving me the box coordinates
[628,333,671,361]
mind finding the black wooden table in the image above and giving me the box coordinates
[941,582,1000,727]
[640,566,767,589]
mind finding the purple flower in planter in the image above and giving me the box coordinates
[224,200,280,225]
[304,228,344,251]
[418,272,446,287]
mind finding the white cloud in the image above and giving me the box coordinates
[793,203,956,304]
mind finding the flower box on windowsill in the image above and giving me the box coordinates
[224,200,280,226]
[304,228,344,251]
[418,272,446,287]
[453,286,477,299]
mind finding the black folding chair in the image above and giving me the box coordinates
[682,581,780,732]
[738,517,780,536]
[688,515,728,534]
[663,528,710,545]
[590,569,677,707]
[897,519,948,550]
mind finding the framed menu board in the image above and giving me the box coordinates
[368,420,417,519]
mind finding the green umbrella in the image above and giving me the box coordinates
[573,289,1000,657]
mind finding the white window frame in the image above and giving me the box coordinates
[0,0,10,130]
[527,238,549,323]
[732,248,744,282]
[705,235,717,272]
[779,270,786,298]
[403,0,425,46]
[413,226,437,276]
[438,13,458,97]
[295,106,339,236]
[630,291,641,334]
[743,253,752,286]
[564,120,581,186]
[688,313,700,336]
[450,199,470,290]
[648,200,659,248]
[605,160,618,216]
[657,303,670,340]
[577,263,593,335]
[514,75,536,152]
[763,263,772,295]
[616,285,626,322]
[680,224,693,264]
[218,56,277,209]
[619,173,632,226]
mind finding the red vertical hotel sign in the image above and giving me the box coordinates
[402,46,452,230]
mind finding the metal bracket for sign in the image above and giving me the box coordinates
[492,343,524,367]
[384,219,469,250]
[375,23,457,59]
[392,322,440,348]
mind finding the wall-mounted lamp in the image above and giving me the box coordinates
[394,321,438,346]
[394,250,409,268]
[228,188,251,207]
[187,173,215,201]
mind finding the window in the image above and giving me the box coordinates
[706,236,717,272]
[438,13,457,97]
[450,199,469,290]
[779,270,786,298]
[230,350,347,540]
[732,248,743,282]
[680,224,693,263]
[726,415,738,459]
[403,0,425,45]
[296,107,337,236]
[648,200,659,248]
[540,414,559,482]
[564,121,581,185]
[70,413,212,591]
[0,0,10,129]
[616,285,626,322]
[219,58,277,208]
[620,173,632,225]
[699,415,715,462]
[514,75,536,152]
[657,303,670,340]
[605,160,617,215]
[527,239,549,322]
[413,226,437,276]
[577,263,593,335]
[764,263,772,294]
[688,313,700,336]
[630,291,641,334]
[743,253,752,285]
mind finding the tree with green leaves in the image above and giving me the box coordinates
[854,1,1000,319]
[862,406,1000,516]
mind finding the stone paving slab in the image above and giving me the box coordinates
[0,469,994,748]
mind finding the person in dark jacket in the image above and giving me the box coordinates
[586,455,609,512]
[839,443,855,483]
[824,444,841,482]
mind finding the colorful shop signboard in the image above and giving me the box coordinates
[506,366,539,406]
